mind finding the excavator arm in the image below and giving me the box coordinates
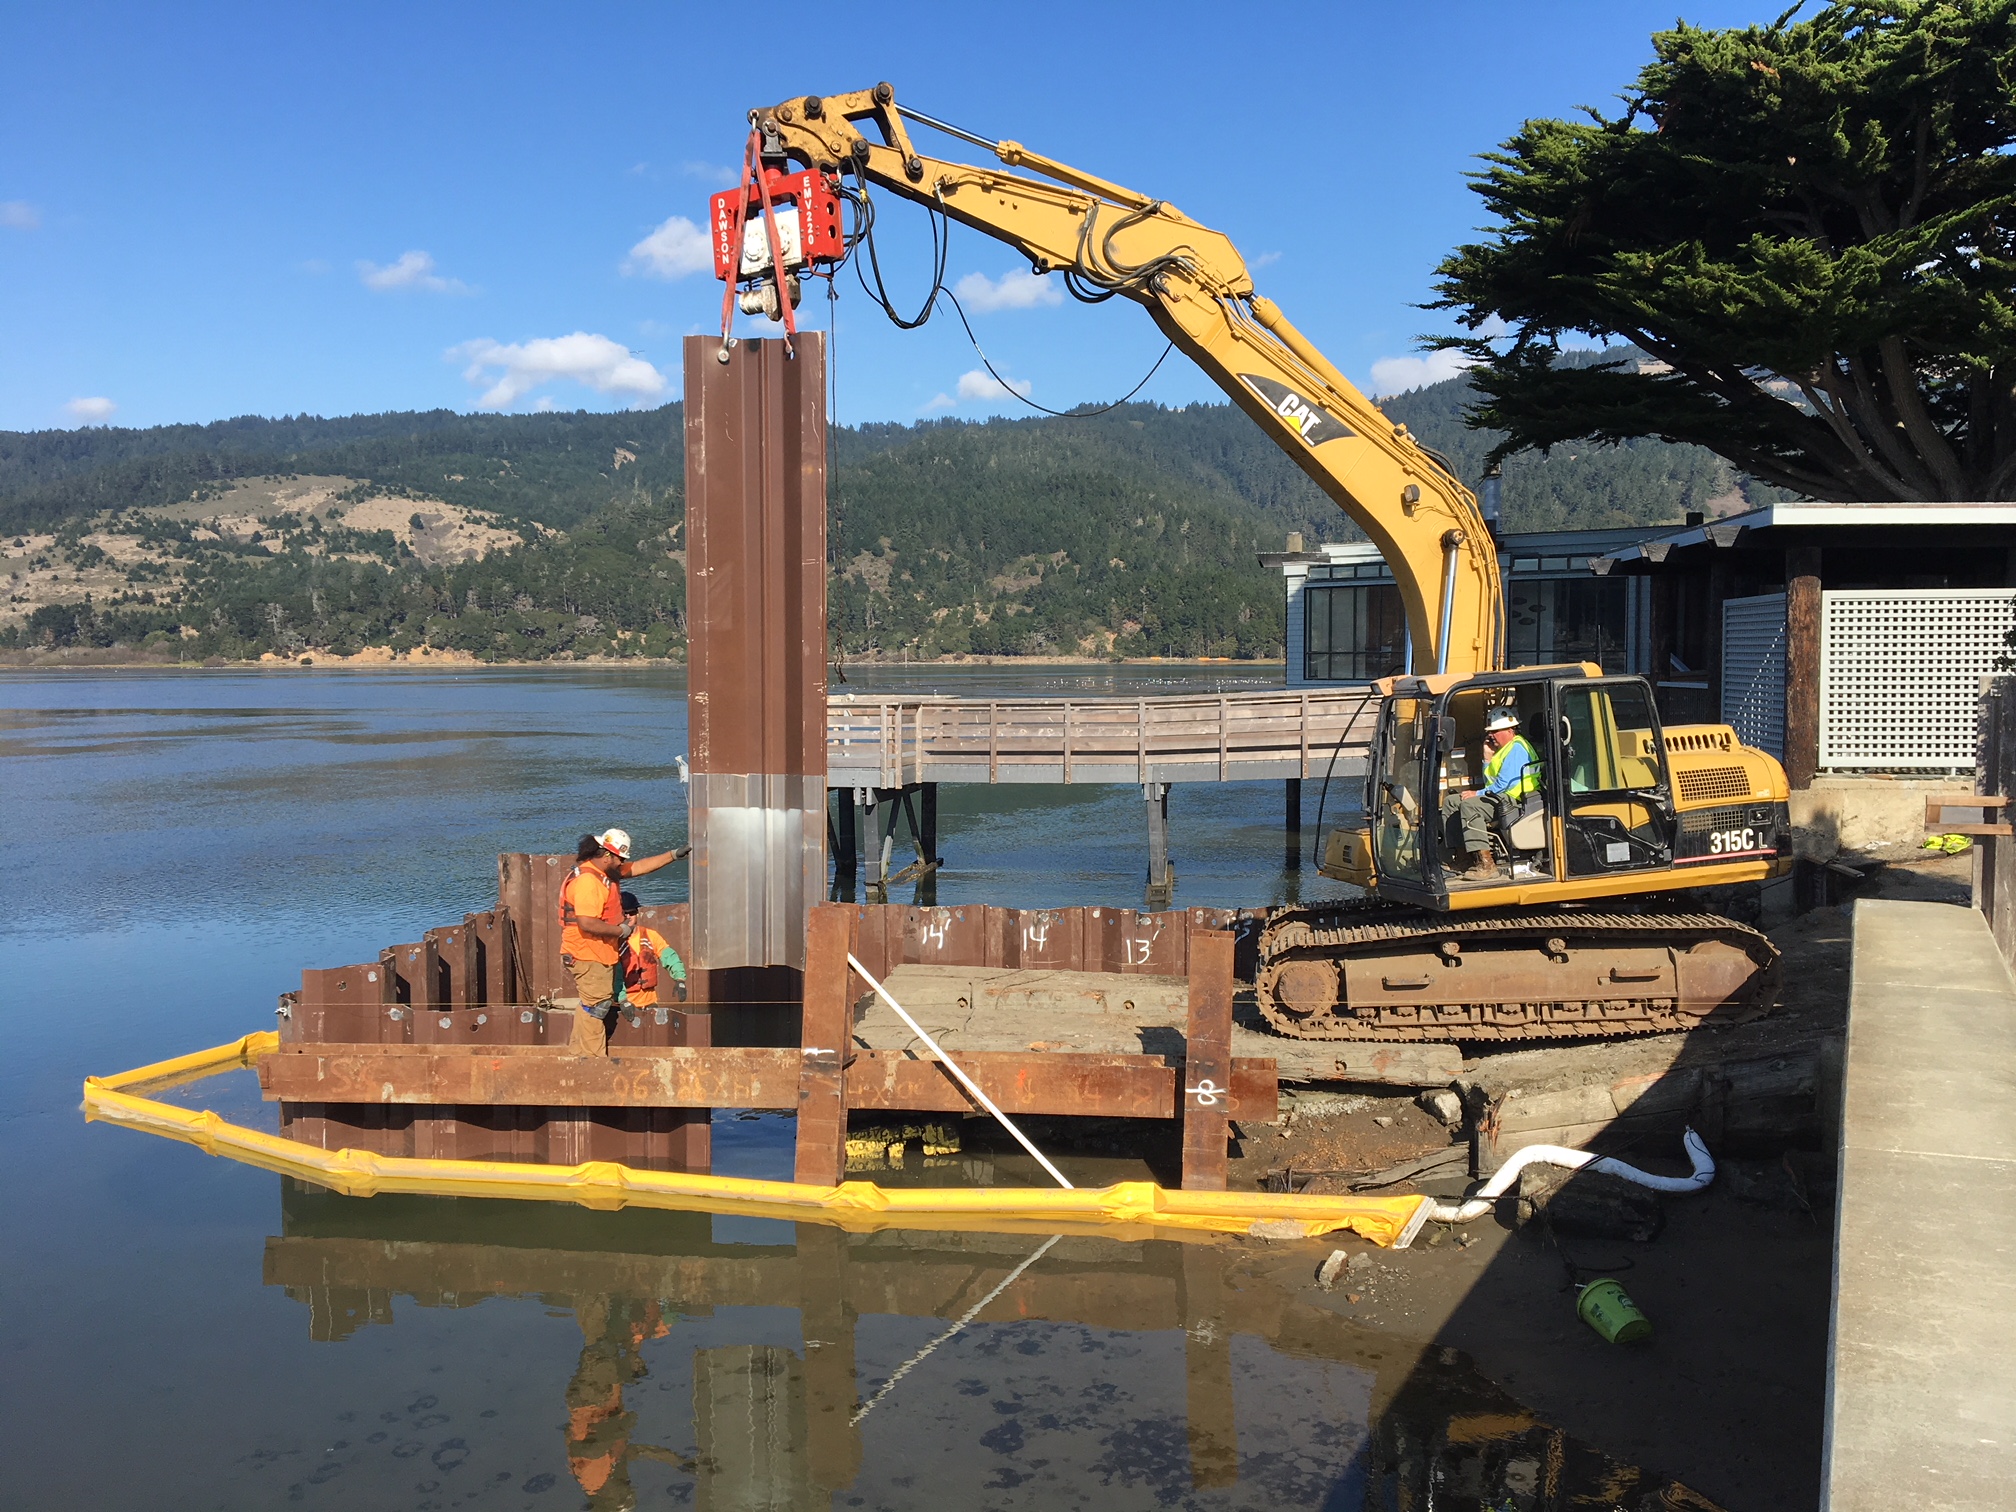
[739,85,1504,677]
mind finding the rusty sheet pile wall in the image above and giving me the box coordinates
[268,862,1275,1187]
[846,903,1255,980]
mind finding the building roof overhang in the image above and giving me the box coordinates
[1592,501,2016,574]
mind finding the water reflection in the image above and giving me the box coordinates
[267,1186,1718,1510]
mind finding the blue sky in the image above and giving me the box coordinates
[1,1,1786,434]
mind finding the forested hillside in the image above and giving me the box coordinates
[0,408,682,536]
[1,364,1791,663]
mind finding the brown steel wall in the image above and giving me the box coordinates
[282,892,707,1165]
[275,894,1261,1170]
[283,897,1251,1045]
[684,333,827,990]
[844,904,1252,982]
[497,852,574,1002]
[684,332,827,779]
[279,1103,704,1172]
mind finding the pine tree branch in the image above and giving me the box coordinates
[1877,333,1969,495]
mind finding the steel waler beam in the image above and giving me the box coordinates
[684,334,829,1044]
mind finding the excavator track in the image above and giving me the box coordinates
[1253,902,1781,1043]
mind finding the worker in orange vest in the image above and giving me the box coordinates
[560,829,691,1054]
[619,892,687,1008]
[559,835,628,1054]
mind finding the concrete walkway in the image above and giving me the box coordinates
[1826,900,2016,1509]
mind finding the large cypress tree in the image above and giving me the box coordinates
[1431,1,2016,500]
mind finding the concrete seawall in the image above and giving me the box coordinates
[1825,899,2016,1509]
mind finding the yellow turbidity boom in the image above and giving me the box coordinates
[82,1034,1435,1247]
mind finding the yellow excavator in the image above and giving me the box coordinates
[726,84,1791,1043]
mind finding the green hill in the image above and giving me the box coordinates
[0,408,682,536]
[0,366,1792,663]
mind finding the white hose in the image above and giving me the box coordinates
[848,952,1074,1189]
[1427,1127,1715,1223]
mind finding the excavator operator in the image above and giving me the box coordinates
[1441,708,1542,882]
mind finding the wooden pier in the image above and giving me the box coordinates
[826,689,1378,788]
[823,689,1379,893]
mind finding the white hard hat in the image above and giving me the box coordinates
[1485,708,1520,732]
[596,827,633,859]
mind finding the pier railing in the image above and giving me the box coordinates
[826,689,1381,787]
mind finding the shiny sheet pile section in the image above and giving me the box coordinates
[684,333,829,978]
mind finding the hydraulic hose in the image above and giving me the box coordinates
[1427,1128,1716,1223]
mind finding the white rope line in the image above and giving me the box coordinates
[848,1234,1062,1427]
[846,952,1074,1190]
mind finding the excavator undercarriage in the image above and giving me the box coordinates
[1253,903,1781,1043]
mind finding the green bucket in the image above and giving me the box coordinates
[1576,1279,1652,1345]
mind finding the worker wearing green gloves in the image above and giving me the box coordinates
[618,891,688,1008]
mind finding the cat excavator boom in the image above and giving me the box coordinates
[727,84,1501,677]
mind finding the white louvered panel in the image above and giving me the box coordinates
[1820,590,2016,769]
[1722,592,1787,759]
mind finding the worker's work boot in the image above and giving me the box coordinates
[1461,851,1502,882]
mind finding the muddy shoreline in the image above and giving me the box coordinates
[944,852,1973,1509]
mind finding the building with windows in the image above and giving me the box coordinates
[1264,505,2016,854]
[1265,526,1666,687]
[1591,502,2016,786]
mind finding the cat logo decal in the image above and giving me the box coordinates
[1240,375,1352,447]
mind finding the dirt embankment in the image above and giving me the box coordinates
[3,473,528,639]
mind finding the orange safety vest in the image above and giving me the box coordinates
[621,925,668,1005]
[559,861,621,966]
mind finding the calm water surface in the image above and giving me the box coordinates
[0,667,1678,1510]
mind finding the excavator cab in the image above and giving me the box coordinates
[1279,671,1782,1040]
[1346,667,1680,909]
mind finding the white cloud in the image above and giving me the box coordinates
[66,396,116,424]
[451,332,669,410]
[953,269,1062,313]
[919,392,956,414]
[957,368,1033,402]
[1249,250,1282,269]
[358,250,471,294]
[624,215,713,280]
[1369,348,1473,395]
[678,160,741,186]
[2,201,40,230]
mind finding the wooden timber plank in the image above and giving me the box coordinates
[265,1039,581,1059]
[258,1043,1275,1119]
[843,1053,1275,1120]
[835,949,1475,1084]
[261,1046,806,1108]
[1182,928,1236,1191]
[795,905,852,1185]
